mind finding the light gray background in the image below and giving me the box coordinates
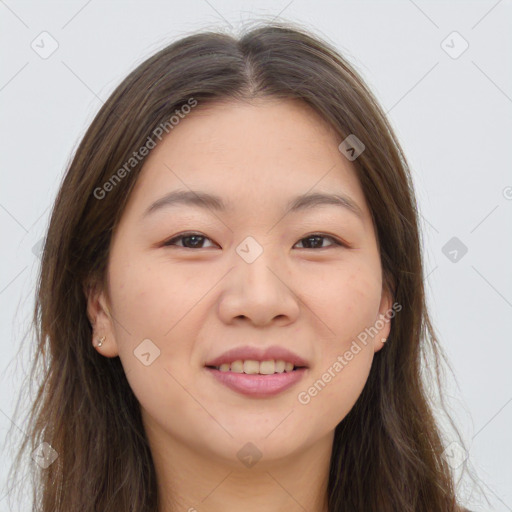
[1,1,511,511]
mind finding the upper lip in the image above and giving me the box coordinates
[205,345,309,368]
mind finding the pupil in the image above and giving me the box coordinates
[304,236,321,249]
[185,235,203,248]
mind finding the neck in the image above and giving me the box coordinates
[152,431,333,512]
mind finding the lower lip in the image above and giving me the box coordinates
[205,367,307,397]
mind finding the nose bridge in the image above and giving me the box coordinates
[234,234,284,297]
[219,234,299,325]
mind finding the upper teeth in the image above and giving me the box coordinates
[216,360,295,374]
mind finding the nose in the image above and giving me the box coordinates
[217,248,300,327]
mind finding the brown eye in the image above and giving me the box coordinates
[294,234,344,249]
[163,233,216,249]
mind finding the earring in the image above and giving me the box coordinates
[381,337,387,343]
[97,336,106,347]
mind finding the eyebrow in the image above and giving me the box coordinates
[142,189,364,221]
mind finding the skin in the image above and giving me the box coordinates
[86,98,392,512]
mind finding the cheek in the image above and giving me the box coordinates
[292,261,380,425]
[107,255,201,424]
[294,259,382,343]
[108,251,203,340]
[298,351,372,440]
[107,249,222,398]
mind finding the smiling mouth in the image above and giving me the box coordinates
[205,359,306,375]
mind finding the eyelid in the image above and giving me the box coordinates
[163,231,218,248]
[297,233,347,249]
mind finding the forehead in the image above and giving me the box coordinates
[121,99,370,223]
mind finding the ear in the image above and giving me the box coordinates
[373,281,394,354]
[83,278,120,358]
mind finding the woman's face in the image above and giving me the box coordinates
[88,98,392,467]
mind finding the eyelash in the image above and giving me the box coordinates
[163,232,347,250]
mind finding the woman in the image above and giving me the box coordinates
[7,20,478,512]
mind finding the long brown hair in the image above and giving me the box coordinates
[6,20,480,511]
